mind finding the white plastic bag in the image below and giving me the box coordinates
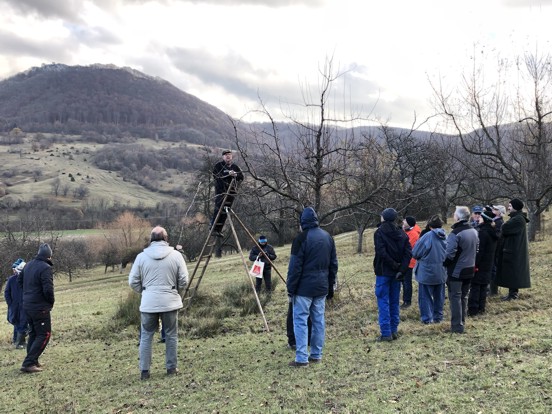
[249,258,265,279]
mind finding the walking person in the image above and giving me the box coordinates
[412,216,447,324]
[496,198,531,301]
[401,216,421,309]
[287,207,338,367]
[248,235,277,293]
[210,150,244,236]
[18,244,54,373]
[444,206,479,334]
[373,208,412,341]
[4,259,27,349]
[129,226,189,380]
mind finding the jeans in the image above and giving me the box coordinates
[375,276,401,337]
[139,310,178,371]
[292,295,326,363]
[22,310,51,368]
[418,283,445,323]
[447,278,471,332]
[401,268,413,304]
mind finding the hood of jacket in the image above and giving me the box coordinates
[143,241,175,260]
[431,227,447,240]
[300,207,319,230]
[377,220,405,241]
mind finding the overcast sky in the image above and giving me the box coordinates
[1,0,551,131]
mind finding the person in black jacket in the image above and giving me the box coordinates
[210,150,244,235]
[17,243,54,373]
[249,235,277,293]
[468,208,498,316]
[373,208,412,341]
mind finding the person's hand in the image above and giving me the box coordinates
[176,244,183,251]
[287,293,293,303]
[229,170,237,176]
[395,272,404,281]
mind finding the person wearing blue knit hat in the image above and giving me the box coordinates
[4,258,27,348]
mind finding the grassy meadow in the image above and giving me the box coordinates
[1,231,551,413]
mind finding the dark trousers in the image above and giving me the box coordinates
[468,282,488,315]
[255,268,272,293]
[23,310,51,368]
[447,278,471,333]
[211,193,235,232]
[489,264,498,295]
[286,302,311,347]
[401,268,413,304]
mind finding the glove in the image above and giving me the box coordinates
[327,286,334,300]
[287,293,293,303]
[392,262,401,271]
[395,272,404,281]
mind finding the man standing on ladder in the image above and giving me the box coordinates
[211,149,244,237]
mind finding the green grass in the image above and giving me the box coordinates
[1,231,551,413]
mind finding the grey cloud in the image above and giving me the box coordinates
[1,0,82,20]
[501,0,552,6]
[0,30,73,63]
[65,24,121,46]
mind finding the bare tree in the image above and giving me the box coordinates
[433,52,552,240]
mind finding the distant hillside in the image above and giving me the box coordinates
[0,63,235,147]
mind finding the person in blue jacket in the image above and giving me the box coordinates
[373,208,412,341]
[4,258,27,348]
[287,207,338,367]
[412,215,447,324]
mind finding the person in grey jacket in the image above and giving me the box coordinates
[412,215,447,324]
[129,226,189,380]
[444,206,479,334]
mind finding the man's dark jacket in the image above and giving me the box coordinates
[17,255,54,312]
[473,221,498,284]
[287,207,338,297]
[373,221,412,277]
[249,244,277,269]
[496,211,531,289]
[212,161,244,195]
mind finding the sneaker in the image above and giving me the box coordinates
[391,332,399,340]
[158,338,166,343]
[288,361,308,368]
[287,344,296,350]
[167,368,178,376]
[377,335,393,342]
[400,302,411,309]
[20,365,42,373]
[308,357,321,363]
[140,370,150,380]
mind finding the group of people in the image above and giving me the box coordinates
[4,243,55,373]
[373,199,531,339]
[4,147,532,377]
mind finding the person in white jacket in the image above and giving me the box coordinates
[129,226,189,380]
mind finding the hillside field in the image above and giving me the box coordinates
[0,230,551,413]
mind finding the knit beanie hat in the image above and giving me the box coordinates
[510,198,524,211]
[258,235,267,243]
[15,260,26,273]
[38,243,53,258]
[405,216,416,227]
[381,208,398,222]
[481,206,495,222]
[12,258,23,268]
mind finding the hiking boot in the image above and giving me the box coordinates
[392,332,399,340]
[501,294,518,301]
[400,302,411,309]
[287,344,296,350]
[288,361,308,368]
[140,370,150,380]
[377,335,393,342]
[308,357,321,363]
[20,365,42,373]
[167,368,178,376]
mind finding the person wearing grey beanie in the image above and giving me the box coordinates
[37,243,52,258]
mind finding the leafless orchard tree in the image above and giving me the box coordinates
[432,52,552,240]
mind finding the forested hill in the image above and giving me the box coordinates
[0,63,235,145]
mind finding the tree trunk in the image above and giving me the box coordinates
[356,227,364,254]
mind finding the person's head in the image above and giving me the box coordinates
[471,205,483,220]
[454,206,470,222]
[222,150,233,165]
[492,204,506,217]
[150,226,169,243]
[300,206,319,230]
[381,208,398,223]
[14,260,26,274]
[37,243,53,259]
[427,215,443,229]
[258,235,267,246]
[402,216,416,230]
[481,206,495,223]
[12,258,23,274]
[509,198,524,212]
